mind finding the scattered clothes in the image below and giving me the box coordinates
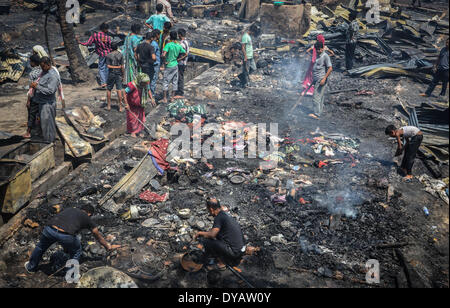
[148,138,170,174]
[270,194,286,204]
[139,191,168,203]
[418,174,449,205]
[167,98,207,123]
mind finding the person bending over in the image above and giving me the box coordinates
[385,125,423,181]
[25,204,120,273]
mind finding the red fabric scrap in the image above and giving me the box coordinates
[318,161,328,168]
[150,138,170,170]
[139,190,168,203]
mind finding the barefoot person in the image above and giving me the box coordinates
[385,125,423,180]
[30,57,60,143]
[106,41,125,112]
[302,34,334,96]
[194,198,246,269]
[123,73,155,138]
[25,204,120,273]
[123,24,143,84]
[309,41,332,119]
[23,54,42,138]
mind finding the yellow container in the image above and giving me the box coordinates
[0,160,32,215]
[1,141,55,182]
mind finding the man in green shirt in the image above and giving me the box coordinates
[161,31,186,103]
[240,25,258,88]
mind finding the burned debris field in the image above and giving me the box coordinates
[0,0,449,289]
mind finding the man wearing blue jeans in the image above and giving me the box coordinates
[25,204,120,273]
[150,29,161,96]
[78,23,112,88]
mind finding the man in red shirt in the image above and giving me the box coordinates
[78,23,112,88]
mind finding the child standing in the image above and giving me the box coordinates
[145,3,170,31]
[176,28,189,97]
[23,54,42,138]
[150,30,161,96]
[106,42,125,112]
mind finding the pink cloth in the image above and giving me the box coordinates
[126,82,146,134]
[150,138,170,171]
[301,47,317,96]
[139,191,168,203]
[317,34,325,44]
[301,35,327,96]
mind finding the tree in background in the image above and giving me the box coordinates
[52,0,94,83]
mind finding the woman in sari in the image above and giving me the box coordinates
[301,34,334,96]
[124,73,155,138]
[123,24,143,85]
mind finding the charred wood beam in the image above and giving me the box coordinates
[395,248,428,288]
[374,241,409,249]
[418,150,442,179]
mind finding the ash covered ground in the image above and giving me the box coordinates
[0,2,449,289]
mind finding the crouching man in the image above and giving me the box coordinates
[194,198,246,269]
[25,204,120,273]
[385,125,423,181]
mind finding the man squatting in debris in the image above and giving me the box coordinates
[240,24,258,88]
[161,31,186,103]
[77,23,112,88]
[309,41,333,120]
[25,205,120,273]
[421,38,449,98]
[29,57,60,143]
[194,198,246,270]
[385,125,423,181]
[106,41,125,112]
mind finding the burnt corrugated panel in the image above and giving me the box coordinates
[409,103,449,163]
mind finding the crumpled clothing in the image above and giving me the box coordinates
[418,174,449,205]
[261,151,285,162]
[149,138,170,174]
[139,190,168,203]
[270,194,286,204]
[167,98,207,123]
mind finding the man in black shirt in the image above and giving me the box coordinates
[421,38,449,98]
[195,198,246,268]
[136,32,157,89]
[25,204,120,273]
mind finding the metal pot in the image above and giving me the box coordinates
[180,251,204,273]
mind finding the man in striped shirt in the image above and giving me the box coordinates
[78,23,112,88]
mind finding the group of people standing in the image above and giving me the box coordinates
[77,2,189,137]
